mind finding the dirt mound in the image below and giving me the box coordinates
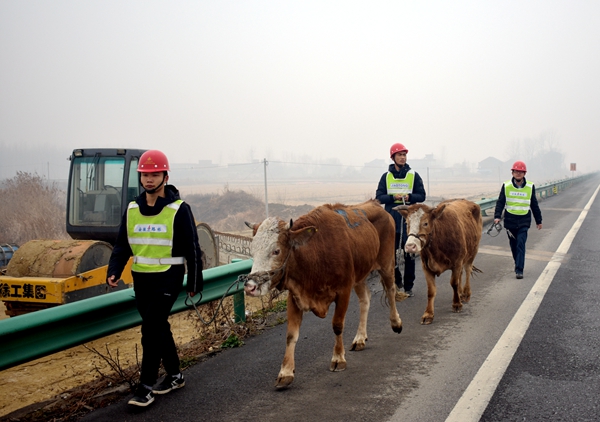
[185,189,314,232]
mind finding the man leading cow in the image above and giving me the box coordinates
[493,160,542,279]
[376,142,426,298]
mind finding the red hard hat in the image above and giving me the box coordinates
[390,143,409,158]
[511,160,527,172]
[138,150,170,172]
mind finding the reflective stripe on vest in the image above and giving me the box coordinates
[504,180,533,215]
[127,200,184,273]
[133,256,185,265]
[386,170,415,203]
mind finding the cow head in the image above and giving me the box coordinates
[243,217,317,296]
[393,203,447,256]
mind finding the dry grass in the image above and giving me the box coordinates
[0,172,68,245]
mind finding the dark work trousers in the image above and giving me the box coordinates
[507,226,529,274]
[135,289,180,387]
[395,230,416,291]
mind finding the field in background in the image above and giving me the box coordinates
[179,180,501,207]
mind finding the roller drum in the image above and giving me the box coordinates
[5,240,113,278]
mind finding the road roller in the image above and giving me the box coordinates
[0,148,218,317]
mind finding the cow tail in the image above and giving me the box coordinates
[471,265,483,275]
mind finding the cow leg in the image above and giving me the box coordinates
[421,270,437,325]
[330,291,351,372]
[276,296,303,388]
[450,267,464,313]
[378,268,403,334]
[461,262,473,303]
[351,279,371,351]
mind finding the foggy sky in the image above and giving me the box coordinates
[1,1,599,173]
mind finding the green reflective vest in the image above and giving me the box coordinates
[504,180,533,216]
[127,200,185,273]
[386,170,415,203]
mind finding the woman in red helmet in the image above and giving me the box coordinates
[375,143,426,298]
[493,160,542,279]
[106,150,203,407]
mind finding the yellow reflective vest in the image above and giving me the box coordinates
[504,180,533,216]
[386,170,415,203]
[127,200,185,272]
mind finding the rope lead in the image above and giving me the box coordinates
[185,274,248,325]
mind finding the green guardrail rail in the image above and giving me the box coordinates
[0,259,252,372]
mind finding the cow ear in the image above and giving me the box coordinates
[245,221,260,237]
[289,226,318,248]
[432,203,448,219]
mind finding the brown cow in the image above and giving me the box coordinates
[394,199,482,325]
[244,199,402,388]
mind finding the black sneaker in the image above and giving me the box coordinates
[516,272,523,279]
[152,374,185,395]
[405,290,414,297]
[128,385,154,407]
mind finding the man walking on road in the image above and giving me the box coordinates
[493,160,542,279]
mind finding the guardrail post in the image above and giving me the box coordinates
[231,259,246,322]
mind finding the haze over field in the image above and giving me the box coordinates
[1,1,599,178]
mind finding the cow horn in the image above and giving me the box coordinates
[244,221,255,229]
[393,205,409,211]
[289,219,294,229]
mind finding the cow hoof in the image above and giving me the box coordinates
[330,360,347,372]
[395,291,409,302]
[452,305,463,313]
[421,316,434,325]
[392,325,403,334]
[351,341,366,351]
[275,375,294,389]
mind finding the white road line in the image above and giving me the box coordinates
[446,183,600,422]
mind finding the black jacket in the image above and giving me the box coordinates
[493,177,542,231]
[375,163,427,233]
[107,184,204,294]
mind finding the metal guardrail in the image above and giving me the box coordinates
[0,259,252,372]
[475,174,595,217]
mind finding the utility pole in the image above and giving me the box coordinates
[263,158,269,218]
[427,167,430,197]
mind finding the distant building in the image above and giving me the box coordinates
[477,156,504,178]
[362,159,387,181]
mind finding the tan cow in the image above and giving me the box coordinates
[394,199,482,325]
[244,199,402,388]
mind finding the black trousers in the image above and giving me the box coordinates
[507,226,529,273]
[395,231,416,291]
[135,289,180,386]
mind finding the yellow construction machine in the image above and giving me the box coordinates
[0,148,218,316]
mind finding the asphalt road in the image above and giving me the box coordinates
[82,175,600,422]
